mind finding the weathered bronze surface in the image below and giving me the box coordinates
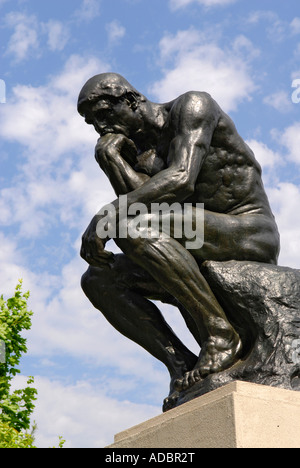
[77,73,293,411]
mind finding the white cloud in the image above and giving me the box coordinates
[248,10,277,25]
[290,17,300,35]
[281,123,300,164]
[73,0,101,22]
[106,20,126,44]
[246,139,281,170]
[232,35,260,61]
[245,139,282,191]
[44,20,70,51]
[246,129,300,269]
[263,90,293,113]
[248,10,300,43]
[12,375,160,448]
[0,233,33,293]
[5,12,40,62]
[268,183,300,269]
[170,0,237,10]
[0,54,114,237]
[4,13,71,62]
[150,29,257,112]
[0,231,59,318]
[272,122,300,165]
[292,70,300,81]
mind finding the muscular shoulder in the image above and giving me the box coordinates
[169,91,220,131]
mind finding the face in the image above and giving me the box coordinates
[82,97,142,138]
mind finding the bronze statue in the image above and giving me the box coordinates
[77,73,280,410]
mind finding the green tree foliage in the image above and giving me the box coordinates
[0,281,65,448]
[0,421,36,448]
[0,281,37,448]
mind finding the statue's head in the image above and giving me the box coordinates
[77,73,146,136]
[78,73,145,115]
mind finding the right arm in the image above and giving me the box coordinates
[80,133,149,267]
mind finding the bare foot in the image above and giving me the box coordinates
[163,354,197,412]
[175,334,242,392]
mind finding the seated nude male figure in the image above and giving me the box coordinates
[78,73,280,409]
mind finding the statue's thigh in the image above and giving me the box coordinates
[194,210,279,263]
[109,253,175,302]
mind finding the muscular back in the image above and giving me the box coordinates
[159,92,274,218]
[194,111,272,216]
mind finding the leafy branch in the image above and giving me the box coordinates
[0,281,65,448]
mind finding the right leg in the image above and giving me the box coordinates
[81,254,197,401]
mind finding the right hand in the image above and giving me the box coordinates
[95,133,137,168]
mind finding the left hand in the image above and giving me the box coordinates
[80,214,115,267]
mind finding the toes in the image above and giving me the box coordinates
[163,398,171,412]
[181,370,202,391]
[172,338,242,396]
[174,378,185,392]
[163,392,179,412]
[174,370,203,393]
[190,369,201,385]
[182,372,191,390]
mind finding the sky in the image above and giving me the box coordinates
[0,0,300,448]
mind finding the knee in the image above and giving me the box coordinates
[81,267,94,297]
[81,267,91,295]
[81,265,108,298]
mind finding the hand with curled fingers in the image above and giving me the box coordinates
[80,214,115,267]
[95,133,138,168]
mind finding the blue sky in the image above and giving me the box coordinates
[0,0,300,448]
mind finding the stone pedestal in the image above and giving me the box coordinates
[108,382,300,448]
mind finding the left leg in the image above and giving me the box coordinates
[114,207,277,391]
[115,232,242,390]
[151,207,279,390]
